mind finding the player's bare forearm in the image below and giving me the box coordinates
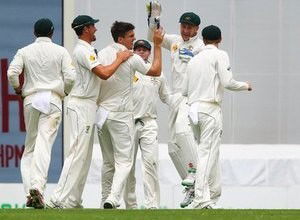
[92,50,132,80]
[147,45,162,76]
[147,29,163,76]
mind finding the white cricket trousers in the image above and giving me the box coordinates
[124,117,160,209]
[98,112,134,207]
[168,96,197,179]
[51,97,97,208]
[192,111,222,207]
[21,99,62,196]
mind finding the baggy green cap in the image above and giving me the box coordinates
[72,15,99,29]
[179,12,200,26]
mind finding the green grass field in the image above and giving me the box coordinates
[1,209,300,220]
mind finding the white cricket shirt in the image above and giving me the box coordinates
[69,39,101,102]
[187,44,248,113]
[148,29,204,95]
[7,37,76,97]
[98,43,151,113]
[133,71,170,119]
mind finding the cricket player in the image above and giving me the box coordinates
[96,21,163,209]
[7,18,76,209]
[123,39,172,209]
[186,25,252,209]
[147,1,204,207]
[47,15,133,209]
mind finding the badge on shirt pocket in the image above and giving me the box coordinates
[89,55,96,61]
[133,75,139,82]
[172,44,178,52]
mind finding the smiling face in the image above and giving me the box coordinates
[118,30,136,50]
[180,23,199,41]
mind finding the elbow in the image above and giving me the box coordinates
[7,71,17,86]
[152,68,161,76]
[101,74,111,80]
[147,69,161,77]
[155,70,162,76]
[7,70,14,81]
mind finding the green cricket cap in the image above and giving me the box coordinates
[179,12,201,26]
[134,39,151,51]
[71,15,99,29]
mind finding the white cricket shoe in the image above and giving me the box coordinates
[187,202,222,209]
[103,200,119,209]
[180,186,195,208]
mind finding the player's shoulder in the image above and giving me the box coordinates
[21,41,38,52]
[51,43,69,54]
[73,42,92,57]
[101,44,114,52]
[98,45,110,57]
[216,49,229,59]
[130,53,144,63]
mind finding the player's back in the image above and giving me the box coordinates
[187,45,225,104]
[19,37,69,97]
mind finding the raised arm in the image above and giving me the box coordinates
[146,29,164,76]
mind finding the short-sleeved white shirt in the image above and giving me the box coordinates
[70,39,101,102]
[98,43,151,113]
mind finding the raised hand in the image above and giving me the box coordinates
[153,28,164,46]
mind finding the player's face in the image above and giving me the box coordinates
[180,23,199,41]
[134,47,151,61]
[86,24,97,42]
[119,30,136,50]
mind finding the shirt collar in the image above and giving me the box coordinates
[35,37,52,43]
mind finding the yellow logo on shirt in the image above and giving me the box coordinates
[90,55,96,61]
[172,44,178,52]
[133,75,139,82]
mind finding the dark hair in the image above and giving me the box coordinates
[74,24,94,36]
[34,18,54,37]
[74,26,84,36]
[111,21,135,42]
